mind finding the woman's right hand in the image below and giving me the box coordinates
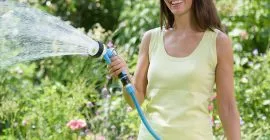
[108,55,129,78]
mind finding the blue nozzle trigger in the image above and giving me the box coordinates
[103,48,114,64]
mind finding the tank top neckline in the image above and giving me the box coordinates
[160,29,209,61]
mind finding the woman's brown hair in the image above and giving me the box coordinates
[160,0,223,32]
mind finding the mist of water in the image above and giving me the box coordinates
[0,1,100,68]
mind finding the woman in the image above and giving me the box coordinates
[109,0,241,139]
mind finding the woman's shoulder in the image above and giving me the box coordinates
[139,27,162,57]
[207,28,231,45]
[141,27,163,42]
[213,29,233,59]
[139,28,159,52]
[214,29,231,48]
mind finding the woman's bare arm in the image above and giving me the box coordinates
[109,30,151,108]
[215,31,241,140]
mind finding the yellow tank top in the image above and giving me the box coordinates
[137,27,218,140]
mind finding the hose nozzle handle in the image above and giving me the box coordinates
[103,46,131,86]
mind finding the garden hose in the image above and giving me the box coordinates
[92,42,161,140]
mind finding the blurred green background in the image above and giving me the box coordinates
[0,0,269,139]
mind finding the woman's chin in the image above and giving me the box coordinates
[171,10,187,16]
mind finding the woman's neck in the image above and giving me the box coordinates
[173,11,198,33]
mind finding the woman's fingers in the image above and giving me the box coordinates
[110,57,122,67]
[108,56,127,77]
[110,62,123,72]
[113,67,125,77]
[109,63,125,76]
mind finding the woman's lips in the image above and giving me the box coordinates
[170,0,183,6]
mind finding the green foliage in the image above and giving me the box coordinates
[0,59,140,139]
[112,0,159,57]
[22,0,125,31]
[217,0,270,53]
[235,52,270,139]
[0,63,88,139]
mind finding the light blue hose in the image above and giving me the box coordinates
[125,84,161,140]
[103,48,161,140]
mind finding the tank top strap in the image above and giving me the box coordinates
[148,27,163,61]
[200,29,219,68]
